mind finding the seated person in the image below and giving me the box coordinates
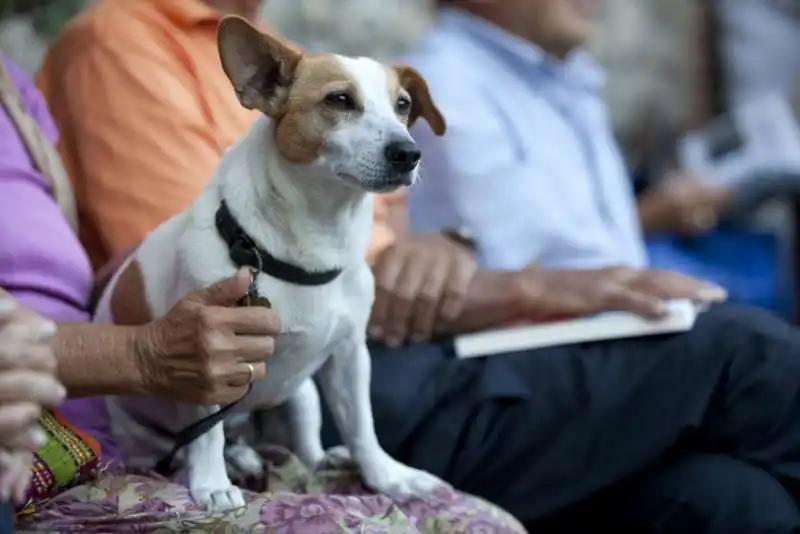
[408,1,737,271]
[341,0,800,533]
[410,0,789,313]
[38,0,267,269]
[640,0,800,315]
[0,49,522,533]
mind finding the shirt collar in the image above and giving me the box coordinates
[144,0,222,26]
[438,7,605,92]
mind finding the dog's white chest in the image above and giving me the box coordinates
[242,274,365,409]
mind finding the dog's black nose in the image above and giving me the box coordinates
[384,140,421,174]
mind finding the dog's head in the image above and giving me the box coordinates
[217,16,446,194]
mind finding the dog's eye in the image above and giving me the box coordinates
[396,96,412,114]
[324,92,357,111]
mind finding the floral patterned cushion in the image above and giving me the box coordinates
[15,445,526,533]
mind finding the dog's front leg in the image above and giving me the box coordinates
[285,377,326,469]
[186,405,245,512]
[317,339,448,501]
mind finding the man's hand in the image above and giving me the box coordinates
[369,235,477,346]
[514,266,728,321]
[0,294,65,453]
[135,269,281,405]
[638,174,733,235]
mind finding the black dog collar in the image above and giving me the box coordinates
[215,200,342,286]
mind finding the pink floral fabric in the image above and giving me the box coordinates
[16,446,526,533]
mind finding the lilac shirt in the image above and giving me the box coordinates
[0,57,118,463]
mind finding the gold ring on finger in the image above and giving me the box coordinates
[246,362,255,384]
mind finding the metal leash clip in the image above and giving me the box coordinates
[238,249,271,309]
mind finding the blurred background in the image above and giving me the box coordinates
[0,0,708,162]
[4,0,800,317]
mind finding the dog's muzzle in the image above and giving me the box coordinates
[384,139,421,175]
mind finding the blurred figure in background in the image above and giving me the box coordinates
[717,0,800,106]
[409,0,732,271]
[411,0,796,315]
[38,0,265,269]
[396,0,800,532]
[412,0,794,315]
[639,0,800,317]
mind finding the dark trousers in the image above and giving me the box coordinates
[321,304,800,533]
[0,502,13,534]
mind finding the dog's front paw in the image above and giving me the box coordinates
[362,455,450,501]
[190,483,246,513]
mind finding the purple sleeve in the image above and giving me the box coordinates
[0,54,93,324]
[0,57,113,463]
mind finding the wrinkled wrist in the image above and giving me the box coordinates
[510,265,546,319]
[443,269,524,334]
[129,324,161,397]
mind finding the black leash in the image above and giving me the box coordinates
[154,267,262,476]
[154,385,253,476]
[154,201,342,476]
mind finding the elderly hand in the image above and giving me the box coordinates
[0,294,64,453]
[514,266,728,321]
[638,174,733,235]
[0,450,32,504]
[369,234,477,346]
[134,269,281,405]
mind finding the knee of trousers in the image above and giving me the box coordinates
[637,455,800,534]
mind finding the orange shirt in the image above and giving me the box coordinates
[38,0,399,269]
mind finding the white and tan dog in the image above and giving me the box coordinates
[93,16,447,512]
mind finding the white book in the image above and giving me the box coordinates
[454,299,704,359]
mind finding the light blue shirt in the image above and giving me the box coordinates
[406,8,647,270]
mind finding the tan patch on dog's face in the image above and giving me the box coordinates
[218,15,445,192]
[273,55,365,164]
[217,14,445,181]
[382,66,413,126]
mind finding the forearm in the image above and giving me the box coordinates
[436,270,521,336]
[54,322,147,398]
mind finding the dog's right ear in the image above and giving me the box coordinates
[218,16,301,116]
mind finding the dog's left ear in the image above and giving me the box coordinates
[393,66,447,136]
[218,15,302,116]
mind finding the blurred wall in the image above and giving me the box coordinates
[0,0,707,158]
[0,0,433,72]
[0,13,47,74]
[266,0,708,156]
[592,0,707,154]
[263,0,433,61]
